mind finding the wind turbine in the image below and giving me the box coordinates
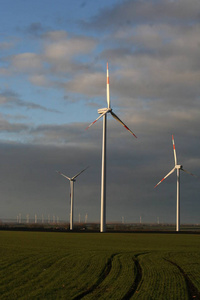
[154,135,197,232]
[57,167,88,230]
[86,63,137,232]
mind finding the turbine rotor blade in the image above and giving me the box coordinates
[85,110,108,130]
[72,166,89,180]
[56,171,71,181]
[154,167,175,188]
[172,135,177,165]
[107,62,110,109]
[110,111,137,138]
[181,168,198,177]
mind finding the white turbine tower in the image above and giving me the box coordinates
[86,63,137,232]
[57,167,88,230]
[154,135,197,232]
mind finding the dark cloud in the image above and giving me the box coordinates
[1,122,199,224]
[0,89,59,113]
[26,22,46,37]
[80,1,87,9]
[0,114,28,133]
[0,142,100,222]
[20,22,51,38]
[84,0,200,30]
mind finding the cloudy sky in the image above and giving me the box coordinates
[0,0,200,225]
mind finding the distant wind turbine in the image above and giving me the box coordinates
[86,63,137,232]
[154,135,197,232]
[57,167,88,230]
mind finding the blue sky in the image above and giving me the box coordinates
[0,0,200,226]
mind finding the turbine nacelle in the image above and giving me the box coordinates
[98,108,112,114]
[175,165,182,170]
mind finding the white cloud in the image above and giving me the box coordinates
[3,31,97,90]
[43,30,68,41]
[64,71,105,97]
[29,74,49,86]
[11,52,42,72]
[0,41,13,50]
[44,34,96,62]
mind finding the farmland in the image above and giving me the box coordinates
[0,231,200,299]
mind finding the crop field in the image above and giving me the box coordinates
[0,231,200,299]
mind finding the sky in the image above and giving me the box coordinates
[0,0,200,225]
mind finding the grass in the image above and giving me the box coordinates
[0,231,200,299]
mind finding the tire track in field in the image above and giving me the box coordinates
[121,252,148,300]
[72,253,118,300]
[165,259,200,300]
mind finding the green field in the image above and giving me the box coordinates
[0,231,200,299]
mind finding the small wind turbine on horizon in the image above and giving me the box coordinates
[154,135,197,232]
[86,63,137,233]
[56,167,88,230]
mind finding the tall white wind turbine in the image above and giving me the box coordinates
[86,63,137,232]
[154,135,197,232]
[57,167,88,230]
